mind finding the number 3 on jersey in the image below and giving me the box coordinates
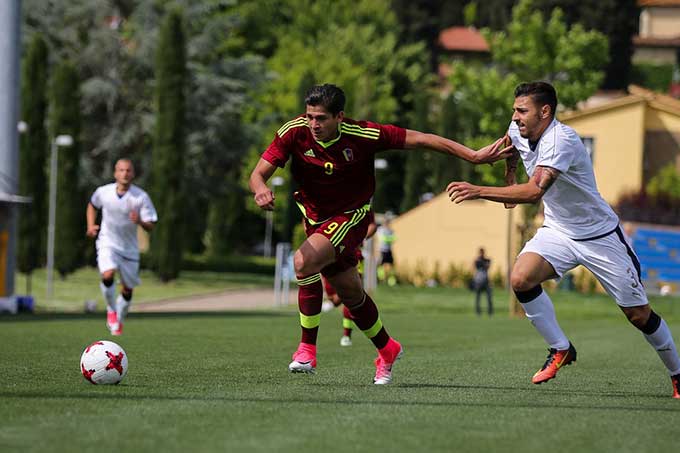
[324,162,333,175]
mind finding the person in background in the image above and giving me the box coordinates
[86,159,157,336]
[472,248,493,316]
[377,216,397,286]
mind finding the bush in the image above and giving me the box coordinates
[616,190,680,226]
[630,62,674,93]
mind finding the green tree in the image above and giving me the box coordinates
[151,9,186,281]
[486,0,609,109]
[50,61,83,277]
[535,0,639,91]
[400,91,431,212]
[431,93,474,191]
[23,0,264,254]
[17,34,49,290]
[647,164,680,199]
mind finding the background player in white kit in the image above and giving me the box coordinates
[86,158,158,335]
[447,81,680,398]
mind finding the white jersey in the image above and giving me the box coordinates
[90,183,158,259]
[507,119,619,240]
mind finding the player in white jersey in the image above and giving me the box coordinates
[447,81,680,398]
[86,159,158,336]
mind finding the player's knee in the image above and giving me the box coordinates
[294,249,320,276]
[627,306,657,332]
[293,250,307,276]
[102,270,115,286]
[510,269,534,293]
[121,288,133,301]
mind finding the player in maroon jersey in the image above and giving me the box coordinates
[249,84,512,384]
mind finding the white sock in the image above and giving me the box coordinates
[100,282,116,312]
[643,318,680,376]
[520,290,570,350]
[116,294,131,324]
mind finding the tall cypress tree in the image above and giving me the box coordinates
[17,34,49,291]
[49,61,82,277]
[400,90,430,213]
[151,9,186,281]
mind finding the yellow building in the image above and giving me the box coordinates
[390,86,680,282]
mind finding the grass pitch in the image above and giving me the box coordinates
[1,284,680,453]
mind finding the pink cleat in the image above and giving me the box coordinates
[110,321,123,336]
[288,343,317,374]
[374,338,403,385]
[106,309,118,332]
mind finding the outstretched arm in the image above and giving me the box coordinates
[447,166,560,205]
[249,158,278,211]
[403,130,514,164]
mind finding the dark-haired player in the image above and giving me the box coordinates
[447,81,680,397]
[250,83,511,384]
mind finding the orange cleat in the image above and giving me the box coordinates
[671,374,680,399]
[532,342,576,384]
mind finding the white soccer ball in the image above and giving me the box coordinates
[80,340,128,385]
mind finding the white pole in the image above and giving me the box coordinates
[46,140,58,300]
[264,210,273,258]
[0,0,21,297]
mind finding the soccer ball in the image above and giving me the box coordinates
[80,340,128,385]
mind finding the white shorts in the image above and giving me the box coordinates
[520,226,647,307]
[97,247,141,288]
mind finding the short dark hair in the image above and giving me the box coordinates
[514,81,558,118]
[304,84,346,115]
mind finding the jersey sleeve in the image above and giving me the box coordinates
[90,187,102,209]
[139,193,158,223]
[378,124,406,150]
[536,130,575,173]
[261,133,291,168]
[506,122,520,146]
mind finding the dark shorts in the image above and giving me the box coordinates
[304,207,371,278]
[380,251,394,265]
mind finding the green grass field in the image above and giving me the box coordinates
[2,283,680,452]
[15,268,273,311]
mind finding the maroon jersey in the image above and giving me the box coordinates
[262,116,406,223]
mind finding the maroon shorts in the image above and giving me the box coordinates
[304,207,372,278]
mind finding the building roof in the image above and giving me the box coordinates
[633,35,680,47]
[638,0,680,6]
[560,85,680,121]
[438,27,489,53]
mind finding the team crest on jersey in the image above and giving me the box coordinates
[304,149,316,158]
[342,148,354,161]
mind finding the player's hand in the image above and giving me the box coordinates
[473,135,515,164]
[254,188,275,211]
[86,224,100,238]
[446,181,481,204]
[129,209,140,224]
